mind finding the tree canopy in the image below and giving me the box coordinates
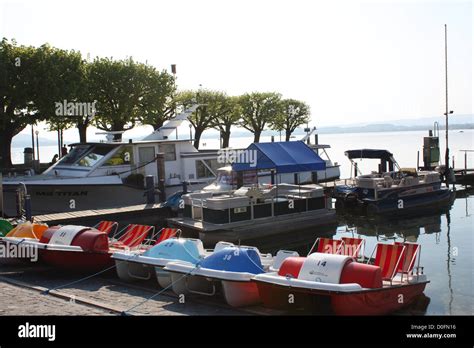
[238,92,282,143]
[89,57,175,141]
[271,99,311,141]
[0,38,84,167]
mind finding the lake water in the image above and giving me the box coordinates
[10,129,474,315]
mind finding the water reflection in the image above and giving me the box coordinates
[446,211,453,315]
[339,213,443,243]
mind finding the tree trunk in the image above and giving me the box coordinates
[253,130,262,143]
[0,128,14,168]
[221,127,231,148]
[193,128,204,149]
[112,122,125,141]
[77,123,88,143]
[285,129,291,141]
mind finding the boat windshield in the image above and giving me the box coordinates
[56,145,115,167]
[216,171,237,185]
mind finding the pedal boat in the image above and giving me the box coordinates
[164,246,298,307]
[254,241,428,315]
[25,223,155,272]
[112,233,221,287]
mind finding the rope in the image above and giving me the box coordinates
[41,264,117,295]
[241,247,266,273]
[121,263,201,316]
[112,156,160,176]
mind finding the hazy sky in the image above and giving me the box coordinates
[1,0,472,141]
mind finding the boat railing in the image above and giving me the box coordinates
[186,189,328,224]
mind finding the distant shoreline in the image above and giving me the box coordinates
[11,123,474,147]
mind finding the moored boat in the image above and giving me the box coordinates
[333,149,453,216]
[254,240,428,315]
[112,230,214,287]
[14,222,157,272]
[164,246,298,307]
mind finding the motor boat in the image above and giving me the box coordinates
[164,246,298,307]
[253,238,428,315]
[2,105,220,216]
[333,149,453,216]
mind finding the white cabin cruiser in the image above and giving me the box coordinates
[1,106,220,216]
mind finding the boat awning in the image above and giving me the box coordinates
[231,141,326,173]
[344,149,394,161]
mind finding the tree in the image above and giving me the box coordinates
[0,39,84,168]
[271,99,311,141]
[238,92,282,143]
[210,95,239,148]
[176,90,230,149]
[136,67,175,130]
[88,57,174,141]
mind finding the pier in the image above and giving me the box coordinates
[32,203,174,227]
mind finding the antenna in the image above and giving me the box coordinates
[443,24,454,169]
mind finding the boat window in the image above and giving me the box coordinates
[138,146,156,164]
[103,146,134,166]
[56,145,91,165]
[196,159,219,178]
[216,171,237,185]
[76,145,112,167]
[159,144,176,161]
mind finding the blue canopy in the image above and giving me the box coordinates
[231,141,326,174]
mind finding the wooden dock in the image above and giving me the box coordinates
[33,203,175,227]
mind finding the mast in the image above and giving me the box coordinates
[443,24,454,170]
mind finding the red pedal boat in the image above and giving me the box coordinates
[254,238,428,315]
[35,223,156,272]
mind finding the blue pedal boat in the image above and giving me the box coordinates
[164,246,298,307]
[112,238,233,288]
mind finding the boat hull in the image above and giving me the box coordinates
[256,281,428,315]
[221,280,261,307]
[40,249,114,272]
[1,182,208,216]
[115,259,155,282]
[169,209,337,244]
[336,187,453,216]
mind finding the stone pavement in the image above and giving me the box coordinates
[0,265,250,316]
[0,281,111,315]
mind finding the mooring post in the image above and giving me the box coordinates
[24,194,32,222]
[182,181,188,194]
[156,153,166,202]
[145,175,156,204]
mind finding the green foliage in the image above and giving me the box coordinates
[0,38,84,167]
[176,89,233,149]
[89,57,175,140]
[238,92,282,142]
[210,95,240,148]
[271,99,311,141]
